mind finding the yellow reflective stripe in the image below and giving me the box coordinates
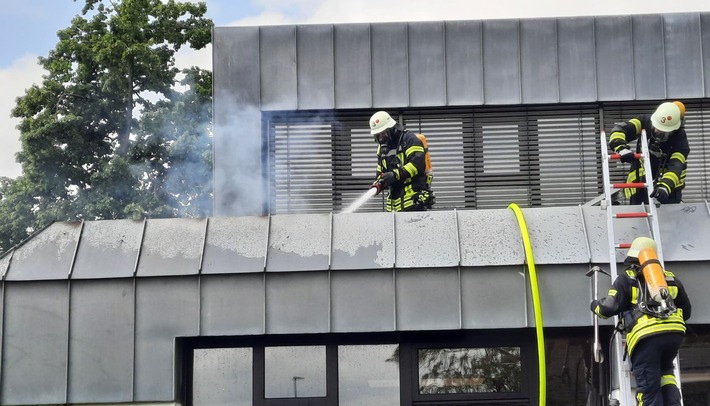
[405,145,425,156]
[669,285,678,298]
[627,312,686,354]
[631,286,638,304]
[664,270,676,277]
[609,289,618,296]
[670,152,686,164]
[637,392,644,405]
[662,172,680,186]
[626,269,636,277]
[609,132,627,147]
[593,304,608,319]
[661,374,677,387]
[403,162,418,177]
[629,118,642,133]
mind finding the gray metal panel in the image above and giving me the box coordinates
[136,218,205,277]
[334,24,372,108]
[632,15,666,100]
[213,26,260,108]
[266,214,330,272]
[408,21,446,107]
[200,274,265,335]
[536,264,593,327]
[664,13,704,98]
[297,25,335,110]
[0,251,11,279]
[520,18,559,103]
[595,16,635,101]
[703,14,710,96]
[202,217,268,274]
[395,268,460,330]
[260,25,297,111]
[580,206,609,263]
[522,207,589,264]
[445,20,484,105]
[557,17,597,102]
[72,220,143,279]
[482,19,521,105]
[5,222,81,281]
[657,203,710,261]
[666,262,710,324]
[458,209,524,266]
[265,271,329,334]
[331,212,394,270]
[134,277,199,401]
[395,211,459,268]
[371,23,409,107]
[1,281,68,405]
[461,266,526,328]
[68,279,134,403]
[331,270,395,332]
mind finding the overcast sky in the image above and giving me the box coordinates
[2,0,710,179]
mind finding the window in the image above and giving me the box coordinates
[338,344,400,406]
[192,348,252,406]
[264,346,327,398]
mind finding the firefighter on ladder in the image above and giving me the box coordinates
[590,237,692,406]
[608,102,690,205]
[369,111,434,212]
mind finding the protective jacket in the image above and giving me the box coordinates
[375,125,432,212]
[591,266,691,356]
[608,114,689,203]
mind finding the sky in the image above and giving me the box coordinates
[2,0,710,179]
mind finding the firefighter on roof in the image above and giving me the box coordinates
[608,101,690,205]
[590,237,692,406]
[369,111,434,212]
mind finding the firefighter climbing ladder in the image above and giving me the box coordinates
[598,129,682,406]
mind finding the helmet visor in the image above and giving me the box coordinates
[375,128,391,144]
[653,128,671,143]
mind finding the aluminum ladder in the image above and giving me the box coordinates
[598,129,682,406]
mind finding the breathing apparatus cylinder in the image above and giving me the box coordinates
[415,133,433,179]
[638,247,669,303]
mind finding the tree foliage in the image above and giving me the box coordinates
[0,0,214,253]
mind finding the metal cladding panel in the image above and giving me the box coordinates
[395,211,458,268]
[202,217,268,274]
[703,14,710,96]
[664,13,704,98]
[0,251,11,278]
[5,222,81,281]
[458,209,524,266]
[200,274,265,335]
[265,271,330,334]
[371,23,409,108]
[260,25,298,111]
[595,16,635,101]
[297,25,335,110]
[266,214,330,272]
[444,20,483,105]
[1,281,68,405]
[136,218,205,277]
[72,220,143,279]
[331,270,395,332]
[213,26,260,108]
[535,264,594,327]
[580,206,609,263]
[657,203,710,261]
[334,24,372,108]
[666,262,710,324]
[461,266,526,328]
[557,17,597,103]
[521,207,589,264]
[134,277,199,401]
[68,279,134,403]
[520,18,559,104]
[482,20,521,105]
[632,15,666,100]
[331,212,394,270]
[395,268,460,330]
[408,21,446,107]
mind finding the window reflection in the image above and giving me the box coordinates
[265,346,327,398]
[418,347,521,394]
[193,348,252,406]
[339,344,400,406]
[680,333,710,405]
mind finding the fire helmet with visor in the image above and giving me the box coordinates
[370,111,397,143]
[627,236,658,259]
[651,102,681,142]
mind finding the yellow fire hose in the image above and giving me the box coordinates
[508,203,546,406]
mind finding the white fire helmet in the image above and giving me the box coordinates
[369,111,397,135]
[651,102,682,133]
[627,236,657,259]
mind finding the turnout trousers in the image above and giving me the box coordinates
[630,333,684,406]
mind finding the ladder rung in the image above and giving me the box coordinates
[612,182,646,189]
[610,152,643,160]
[616,243,632,249]
[614,212,650,218]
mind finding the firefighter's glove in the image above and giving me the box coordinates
[651,184,670,204]
[380,171,398,188]
[617,148,636,163]
[590,300,599,313]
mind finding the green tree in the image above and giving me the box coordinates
[0,0,213,253]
